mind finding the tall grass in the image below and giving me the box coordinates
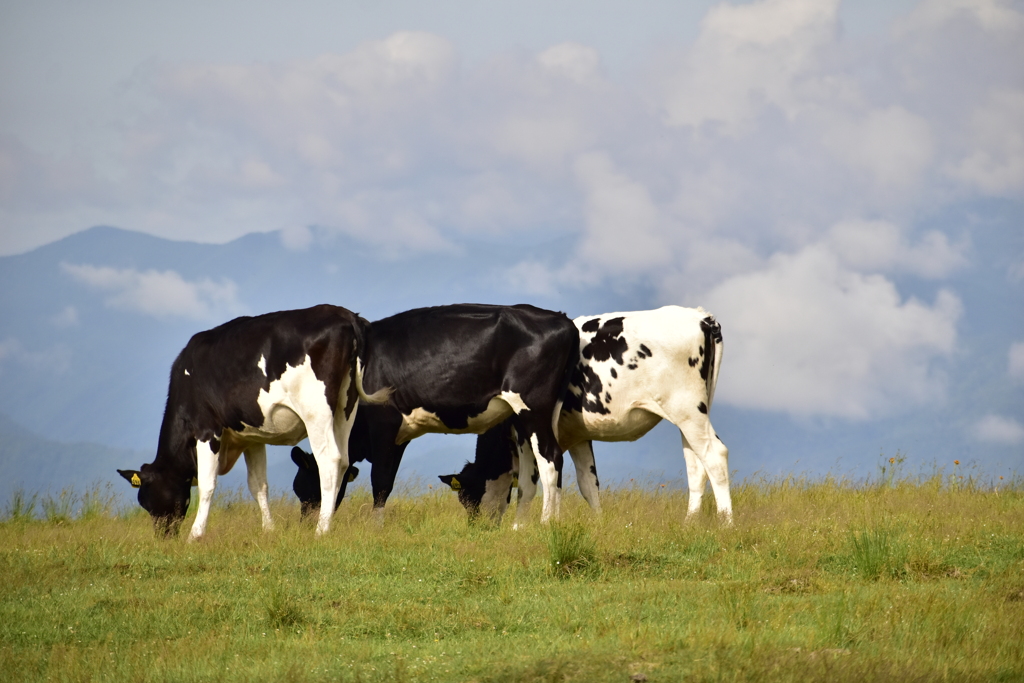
[849,525,909,580]
[40,488,75,524]
[1,474,1022,682]
[2,488,37,521]
[547,519,597,578]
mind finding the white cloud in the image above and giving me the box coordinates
[661,0,840,130]
[0,337,72,375]
[821,107,934,190]
[238,159,286,189]
[901,0,1024,34]
[704,244,962,418]
[1009,342,1024,382]
[827,219,967,278]
[280,225,313,251]
[504,260,562,298]
[60,263,244,321]
[537,43,602,85]
[973,414,1024,445]
[947,89,1024,195]
[572,151,672,274]
[491,113,591,169]
[50,306,79,328]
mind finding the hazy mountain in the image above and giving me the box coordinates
[0,411,149,506]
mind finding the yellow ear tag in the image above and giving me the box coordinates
[130,473,141,488]
[191,477,198,487]
[512,476,519,488]
[450,477,461,491]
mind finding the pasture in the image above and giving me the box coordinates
[2,468,1022,682]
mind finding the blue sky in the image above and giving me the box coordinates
[1,0,1022,487]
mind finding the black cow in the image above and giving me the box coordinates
[437,415,522,521]
[117,304,390,539]
[290,446,358,518]
[292,303,580,526]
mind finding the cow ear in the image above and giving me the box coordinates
[117,469,143,488]
[439,474,461,491]
[291,447,311,469]
[346,466,359,483]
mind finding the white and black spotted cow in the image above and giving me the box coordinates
[117,305,391,539]
[440,306,733,523]
[291,303,580,526]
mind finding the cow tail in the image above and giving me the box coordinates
[552,321,581,443]
[352,318,392,406]
[700,312,724,410]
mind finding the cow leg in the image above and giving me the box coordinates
[306,406,356,537]
[531,432,562,524]
[244,445,274,531]
[681,440,709,518]
[512,438,538,530]
[188,439,220,541]
[682,440,708,519]
[568,441,601,513]
[677,420,732,524]
[369,442,408,526]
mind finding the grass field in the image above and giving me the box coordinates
[2,469,1023,682]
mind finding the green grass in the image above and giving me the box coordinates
[1,474,1022,682]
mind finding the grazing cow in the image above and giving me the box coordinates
[437,415,603,523]
[290,446,358,518]
[291,304,580,526]
[440,306,733,523]
[117,305,390,539]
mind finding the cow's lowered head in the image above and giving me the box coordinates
[439,461,515,524]
[291,446,359,519]
[117,464,191,537]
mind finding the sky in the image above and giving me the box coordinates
[1,0,1023,481]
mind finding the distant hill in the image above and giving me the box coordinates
[0,411,149,506]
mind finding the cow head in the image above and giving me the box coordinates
[439,462,514,524]
[291,446,358,519]
[117,464,191,537]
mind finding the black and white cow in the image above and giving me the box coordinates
[291,304,580,526]
[117,305,390,539]
[440,306,733,523]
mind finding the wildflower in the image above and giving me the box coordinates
[954,460,960,465]
[889,457,895,464]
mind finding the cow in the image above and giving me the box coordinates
[290,446,358,518]
[290,303,580,527]
[117,304,391,539]
[437,415,604,523]
[439,306,733,524]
